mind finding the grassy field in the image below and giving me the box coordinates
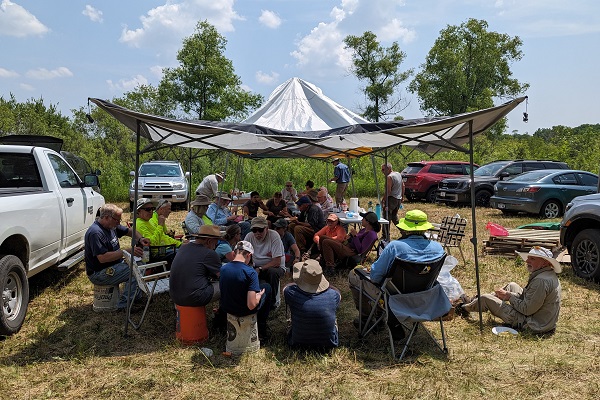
[2,201,599,399]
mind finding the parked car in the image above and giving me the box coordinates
[402,161,478,203]
[436,160,569,207]
[490,170,598,218]
[129,160,190,210]
[560,193,600,280]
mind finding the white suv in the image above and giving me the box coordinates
[129,161,190,210]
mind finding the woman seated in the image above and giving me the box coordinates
[265,191,288,226]
[320,211,380,274]
[310,213,346,260]
[215,224,241,263]
[184,195,213,235]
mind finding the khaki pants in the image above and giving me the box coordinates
[293,224,315,253]
[348,269,381,319]
[463,282,525,327]
[335,182,348,205]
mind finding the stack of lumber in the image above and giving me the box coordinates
[483,228,561,256]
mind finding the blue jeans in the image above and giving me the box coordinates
[256,282,272,332]
[88,262,139,309]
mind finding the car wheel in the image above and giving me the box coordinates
[425,187,438,203]
[571,229,600,280]
[474,190,492,207]
[540,200,562,219]
[0,255,29,335]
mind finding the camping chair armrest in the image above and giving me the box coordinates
[354,268,384,289]
[138,260,168,275]
[142,269,170,281]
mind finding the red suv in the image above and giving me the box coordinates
[402,161,478,203]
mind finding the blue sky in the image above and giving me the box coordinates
[1,0,599,134]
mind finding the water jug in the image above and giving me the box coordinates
[375,203,381,220]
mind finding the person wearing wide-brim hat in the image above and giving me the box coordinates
[170,225,224,313]
[185,195,213,235]
[206,191,251,238]
[457,246,562,334]
[283,259,341,351]
[347,209,445,339]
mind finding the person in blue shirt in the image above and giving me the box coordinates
[348,209,445,339]
[329,157,351,206]
[206,192,251,237]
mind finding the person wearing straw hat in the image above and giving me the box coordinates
[195,171,226,199]
[184,195,213,235]
[170,225,223,309]
[207,192,251,238]
[348,209,444,338]
[456,246,562,334]
[283,260,341,351]
[219,240,272,341]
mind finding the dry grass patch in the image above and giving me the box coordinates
[1,201,599,399]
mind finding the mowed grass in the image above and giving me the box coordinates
[2,201,600,399]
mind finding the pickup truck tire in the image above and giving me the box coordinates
[475,190,493,207]
[0,255,29,335]
[540,200,562,219]
[570,229,600,281]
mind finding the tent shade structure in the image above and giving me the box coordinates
[89,96,526,159]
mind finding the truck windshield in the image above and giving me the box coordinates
[139,164,181,177]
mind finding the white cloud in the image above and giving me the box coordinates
[0,67,19,78]
[259,10,281,29]
[119,0,244,49]
[107,74,149,92]
[378,18,416,43]
[82,5,103,23]
[0,0,49,37]
[150,65,164,78]
[26,67,73,80]
[255,71,279,85]
[19,83,34,91]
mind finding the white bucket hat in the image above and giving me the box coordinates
[515,246,562,273]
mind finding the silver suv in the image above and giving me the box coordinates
[560,193,600,280]
[129,161,190,210]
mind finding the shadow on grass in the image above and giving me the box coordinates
[27,264,84,302]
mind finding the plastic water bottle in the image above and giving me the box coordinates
[375,203,381,220]
[142,246,150,263]
[368,201,373,212]
[341,201,348,212]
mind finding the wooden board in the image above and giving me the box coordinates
[483,228,561,256]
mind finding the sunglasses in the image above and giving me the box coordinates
[286,185,292,187]
[251,227,266,233]
[141,207,155,212]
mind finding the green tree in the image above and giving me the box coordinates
[343,31,412,122]
[409,18,528,118]
[159,20,262,121]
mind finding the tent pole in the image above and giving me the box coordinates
[348,157,356,198]
[468,120,483,332]
[222,152,230,194]
[371,154,380,205]
[187,148,192,209]
[124,120,142,337]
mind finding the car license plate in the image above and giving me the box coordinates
[438,191,445,197]
[497,203,505,209]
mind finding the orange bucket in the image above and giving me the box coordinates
[175,305,209,344]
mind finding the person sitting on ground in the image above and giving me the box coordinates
[348,209,444,339]
[170,225,223,325]
[311,213,346,260]
[456,246,561,335]
[321,211,380,274]
[244,216,285,307]
[153,200,177,238]
[219,241,272,341]
[299,180,315,197]
[195,171,225,199]
[207,192,251,238]
[283,259,341,352]
[135,198,185,265]
[243,191,268,220]
[215,224,242,263]
[184,195,213,235]
[265,191,288,226]
[282,181,299,214]
[288,195,326,254]
[273,218,301,269]
[84,204,149,310]
[317,189,334,215]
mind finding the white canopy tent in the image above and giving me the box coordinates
[89,80,527,333]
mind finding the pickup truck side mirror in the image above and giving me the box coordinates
[83,174,100,187]
[95,169,101,176]
[130,171,136,176]
[185,171,191,178]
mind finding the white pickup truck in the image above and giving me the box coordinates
[0,144,104,335]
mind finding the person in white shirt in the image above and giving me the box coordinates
[195,172,225,199]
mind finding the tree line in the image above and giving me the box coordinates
[1,19,597,202]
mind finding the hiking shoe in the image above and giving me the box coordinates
[455,303,470,318]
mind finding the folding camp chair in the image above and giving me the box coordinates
[340,237,377,269]
[437,216,467,264]
[354,254,450,360]
[123,251,170,330]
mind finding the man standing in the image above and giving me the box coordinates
[84,204,149,310]
[330,157,350,206]
[244,216,285,307]
[195,171,226,199]
[289,195,326,254]
[457,246,561,334]
[169,225,222,309]
[348,209,445,339]
[284,260,341,351]
[381,163,404,238]
[219,241,272,340]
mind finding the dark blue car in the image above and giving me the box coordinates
[490,169,598,218]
